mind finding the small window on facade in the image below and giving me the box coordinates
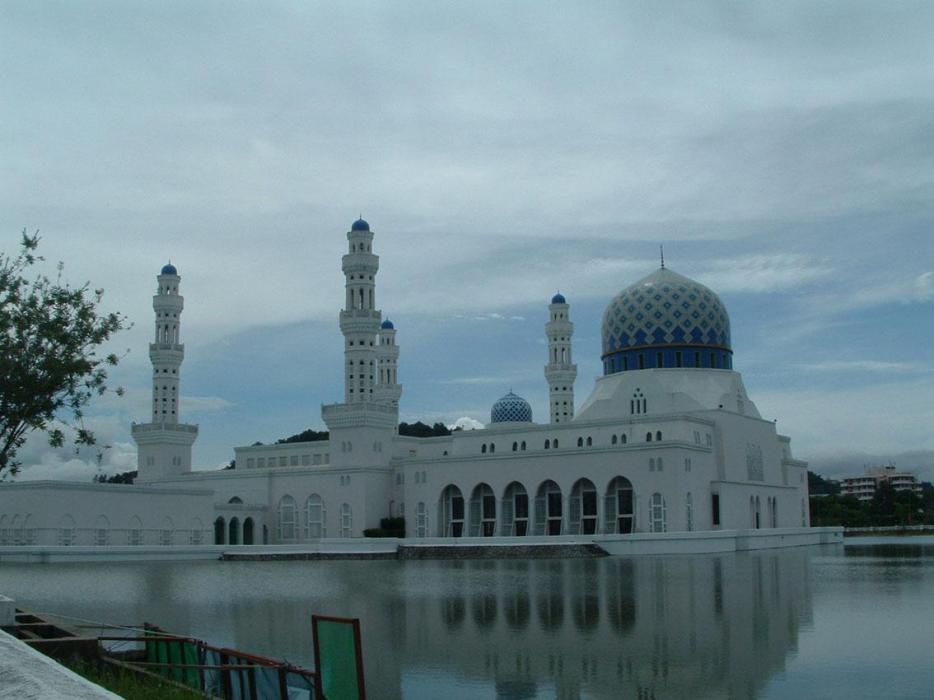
[545,439,550,449]
[621,434,627,444]
[646,432,653,442]
[512,442,518,452]
[656,352,664,367]
[639,354,646,370]
[553,439,559,448]
[586,436,592,447]
[577,437,583,447]
[490,443,495,453]
[611,435,618,445]
[675,351,683,367]
[521,441,526,451]
[482,444,487,454]
[656,431,662,441]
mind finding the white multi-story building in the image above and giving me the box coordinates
[0,217,811,547]
[841,465,922,501]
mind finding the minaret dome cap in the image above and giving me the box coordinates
[351,217,370,232]
[381,319,395,330]
[551,292,566,304]
[160,262,178,275]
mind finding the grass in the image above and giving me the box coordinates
[62,656,208,699]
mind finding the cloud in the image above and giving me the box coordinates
[793,360,931,374]
[449,417,484,431]
[695,254,833,293]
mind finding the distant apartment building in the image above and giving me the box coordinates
[841,465,922,501]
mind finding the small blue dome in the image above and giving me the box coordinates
[381,319,394,330]
[351,218,370,232]
[491,392,533,424]
[551,292,566,304]
[160,262,177,275]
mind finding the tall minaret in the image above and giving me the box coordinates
[132,262,198,481]
[339,218,381,403]
[374,319,402,409]
[545,292,577,424]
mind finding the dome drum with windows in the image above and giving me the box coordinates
[490,392,533,424]
[601,267,732,375]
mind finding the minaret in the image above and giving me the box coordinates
[131,262,198,481]
[545,292,577,423]
[374,319,402,409]
[339,218,381,402]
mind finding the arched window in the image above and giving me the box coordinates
[586,436,592,447]
[621,434,627,444]
[469,483,497,537]
[534,480,563,536]
[490,443,495,453]
[577,437,583,447]
[553,438,559,449]
[611,435,618,445]
[214,517,226,545]
[521,441,526,451]
[686,493,694,532]
[656,430,662,441]
[162,516,176,546]
[570,479,598,535]
[512,442,518,452]
[545,439,551,449]
[631,389,647,415]
[128,516,143,546]
[481,444,487,454]
[606,477,635,534]
[277,495,297,541]
[189,518,204,545]
[340,503,352,537]
[228,496,243,504]
[58,514,76,546]
[755,496,761,529]
[501,482,529,536]
[86,515,107,546]
[415,502,429,537]
[441,485,465,537]
[306,494,326,538]
[646,432,653,442]
[650,493,667,533]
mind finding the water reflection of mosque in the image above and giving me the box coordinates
[398,552,813,699]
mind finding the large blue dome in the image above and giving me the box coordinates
[490,392,533,424]
[160,262,177,275]
[381,319,394,330]
[351,218,370,232]
[601,267,732,374]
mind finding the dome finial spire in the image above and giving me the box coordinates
[660,244,665,269]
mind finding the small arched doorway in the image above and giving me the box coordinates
[440,485,465,537]
[243,517,254,545]
[606,477,634,534]
[214,517,226,545]
[570,478,598,534]
[228,517,240,545]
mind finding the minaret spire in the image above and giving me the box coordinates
[544,292,577,424]
[132,262,198,481]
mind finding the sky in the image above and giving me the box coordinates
[2,1,933,482]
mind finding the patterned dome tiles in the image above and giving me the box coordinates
[602,268,731,355]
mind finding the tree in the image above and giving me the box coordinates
[0,231,128,476]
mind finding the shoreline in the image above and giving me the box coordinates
[0,526,842,563]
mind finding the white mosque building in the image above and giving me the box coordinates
[0,218,811,548]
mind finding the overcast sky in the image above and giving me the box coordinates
[3,1,933,482]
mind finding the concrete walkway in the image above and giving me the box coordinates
[0,629,120,699]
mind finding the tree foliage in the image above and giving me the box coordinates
[398,421,451,438]
[93,470,137,484]
[277,428,329,444]
[0,231,128,476]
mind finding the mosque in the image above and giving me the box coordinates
[0,218,810,547]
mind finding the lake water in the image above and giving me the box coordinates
[1,538,933,699]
